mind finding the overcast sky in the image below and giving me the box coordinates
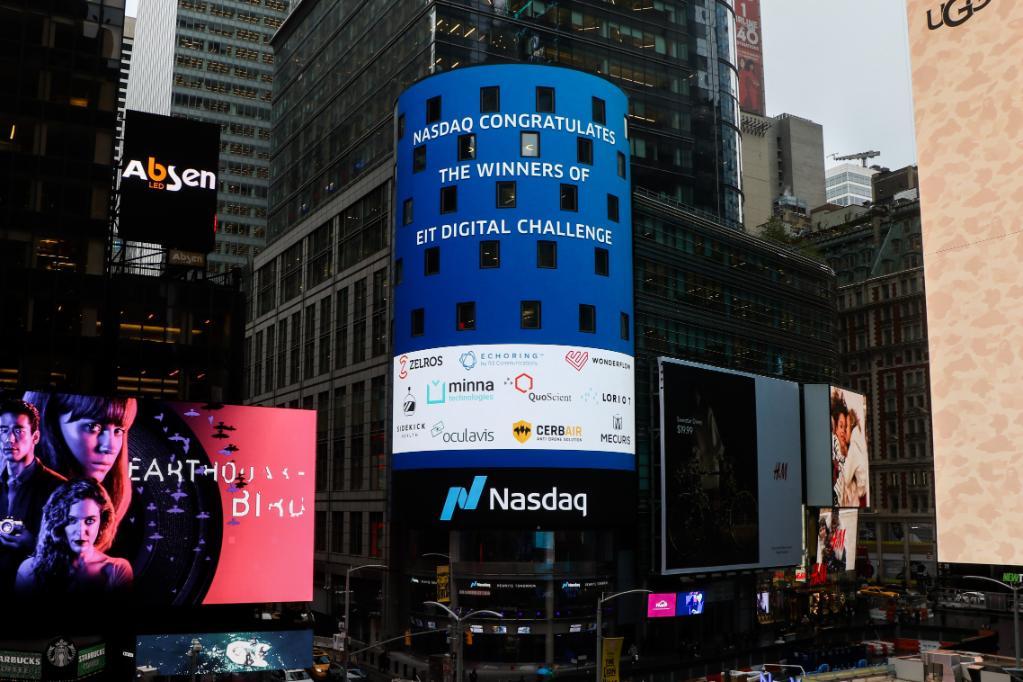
[125,0,919,170]
[761,0,918,171]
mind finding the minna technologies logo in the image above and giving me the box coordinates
[122,156,217,192]
[439,475,588,521]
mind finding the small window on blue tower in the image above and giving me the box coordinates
[413,145,426,173]
[411,308,424,336]
[537,241,557,269]
[458,134,476,161]
[607,194,619,222]
[560,184,578,211]
[424,246,440,276]
[402,198,413,225]
[397,114,406,139]
[520,132,540,157]
[440,186,457,213]
[595,247,609,276]
[592,97,606,125]
[480,86,500,113]
[480,240,500,268]
[497,181,516,208]
[426,95,441,123]
[620,312,630,340]
[577,138,593,165]
[579,304,596,333]
[536,86,555,113]
[457,302,476,331]
[617,151,626,179]
[520,301,541,329]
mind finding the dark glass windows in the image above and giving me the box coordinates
[413,145,426,173]
[537,240,557,269]
[480,240,500,268]
[411,308,424,336]
[480,86,500,113]
[607,194,619,222]
[620,312,630,340]
[521,301,541,329]
[440,186,457,213]
[402,198,413,225]
[424,246,439,275]
[595,247,609,276]
[617,151,627,178]
[458,134,476,161]
[579,304,596,333]
[497,181,516,208]
[536,86,555,113]
[457,302,476,331]
[520,132,539,157]
[592,97,606,125]
[577,137,593,165]
[426,96,441,123]
[560,184,578,211]
[397,114,406,139]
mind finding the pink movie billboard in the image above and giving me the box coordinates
[647,593,677,618]
[0,392,314,606]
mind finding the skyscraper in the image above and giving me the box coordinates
[826,163,878,207]
[126,0,289,273]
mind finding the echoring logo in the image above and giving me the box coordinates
[122,156,216,192]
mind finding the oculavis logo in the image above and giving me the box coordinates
[927,0,990,29]
[122,156,216,192]
[438,475,589,521]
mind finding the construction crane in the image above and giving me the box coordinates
[828,150,881,167]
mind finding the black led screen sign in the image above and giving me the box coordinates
[119,110,220,253]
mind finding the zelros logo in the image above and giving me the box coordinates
[122,156,216,192]
[927,0,990,29]
[398,354,443,379]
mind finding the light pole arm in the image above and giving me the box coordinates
[424,600,459,620]
[596,590,651,682]
[966,575,1022,671]
[599,588,653,606]
[463,610,503,620]
[964,575,1013,592]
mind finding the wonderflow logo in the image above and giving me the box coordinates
[440,476,487,521]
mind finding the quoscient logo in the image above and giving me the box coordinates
[122,156,216,192]
[927,0,990,30]
[439,476,487,521]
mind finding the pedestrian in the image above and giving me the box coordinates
[470,669,478,682]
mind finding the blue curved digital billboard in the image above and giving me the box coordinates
[392,66,634,527]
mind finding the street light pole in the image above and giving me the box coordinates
[595,589,651,682]
[425,600,501,682]
[965,575,1021,671]
[344,563,388,680]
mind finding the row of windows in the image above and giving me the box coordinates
[401,185,619,222]
[402,87,608,126]
[409,302,630,338]
[397,243,611,278]
[412,132,626,177]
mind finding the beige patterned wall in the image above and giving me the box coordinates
[906,0,1023,565]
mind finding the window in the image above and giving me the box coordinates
[536,86,555,113]
[521,301,541,329]
[458,134,476,161]
[457,302,476,330]
[440,186,457,213]
[424,246,440,275]
[426,95,441,123]
[595,247,609,276]
[579,304,596,333]
[395,258,403,284]
[577,137,593,165]
[480,86,500,112]
[620,312,630,340]
[537,240,557,268]
[480,240,500,268]
[402,198,413,225]
[607,194,619,222]
[497,181,516,208]
[520,131,539,157]
[617,151,626,178]
[592,97,606,124]
[411,308,424,336]
[397,114,405,139]
[560,184,578,211]
[413,145,426,172]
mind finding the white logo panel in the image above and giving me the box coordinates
[392,344,635,454]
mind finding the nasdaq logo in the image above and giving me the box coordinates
[439,476,488,521]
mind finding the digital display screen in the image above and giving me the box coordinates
[135,631,312,675]
[119,110,220,253]
[0,392,314,606]
[678,591,704,616]
[829,387,870,508]
[647,593,677,618]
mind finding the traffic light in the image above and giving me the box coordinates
[405,629,412,646]
[465,630,473,646]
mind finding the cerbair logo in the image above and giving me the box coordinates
[122,156,217,192]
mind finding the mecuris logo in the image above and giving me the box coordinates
[122,156,216,192]
[438,475,588,521]
[926,0,990,29]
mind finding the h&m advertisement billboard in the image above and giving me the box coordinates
[658,359,802,574]
[118,110,220,253]
[0,392,313,607]
[391,65,634,529]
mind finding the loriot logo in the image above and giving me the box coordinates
[927,0,990,29]
[122,156,216,192]
[439,475,588,521]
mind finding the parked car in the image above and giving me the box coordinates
[955,591,986,606]
[312,650,333,680]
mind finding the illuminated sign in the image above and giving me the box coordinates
[4,391,314,606]
[736,0,767,115]
[119,110,220,253]
[647,593,676,618]
[135,631,312,675]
